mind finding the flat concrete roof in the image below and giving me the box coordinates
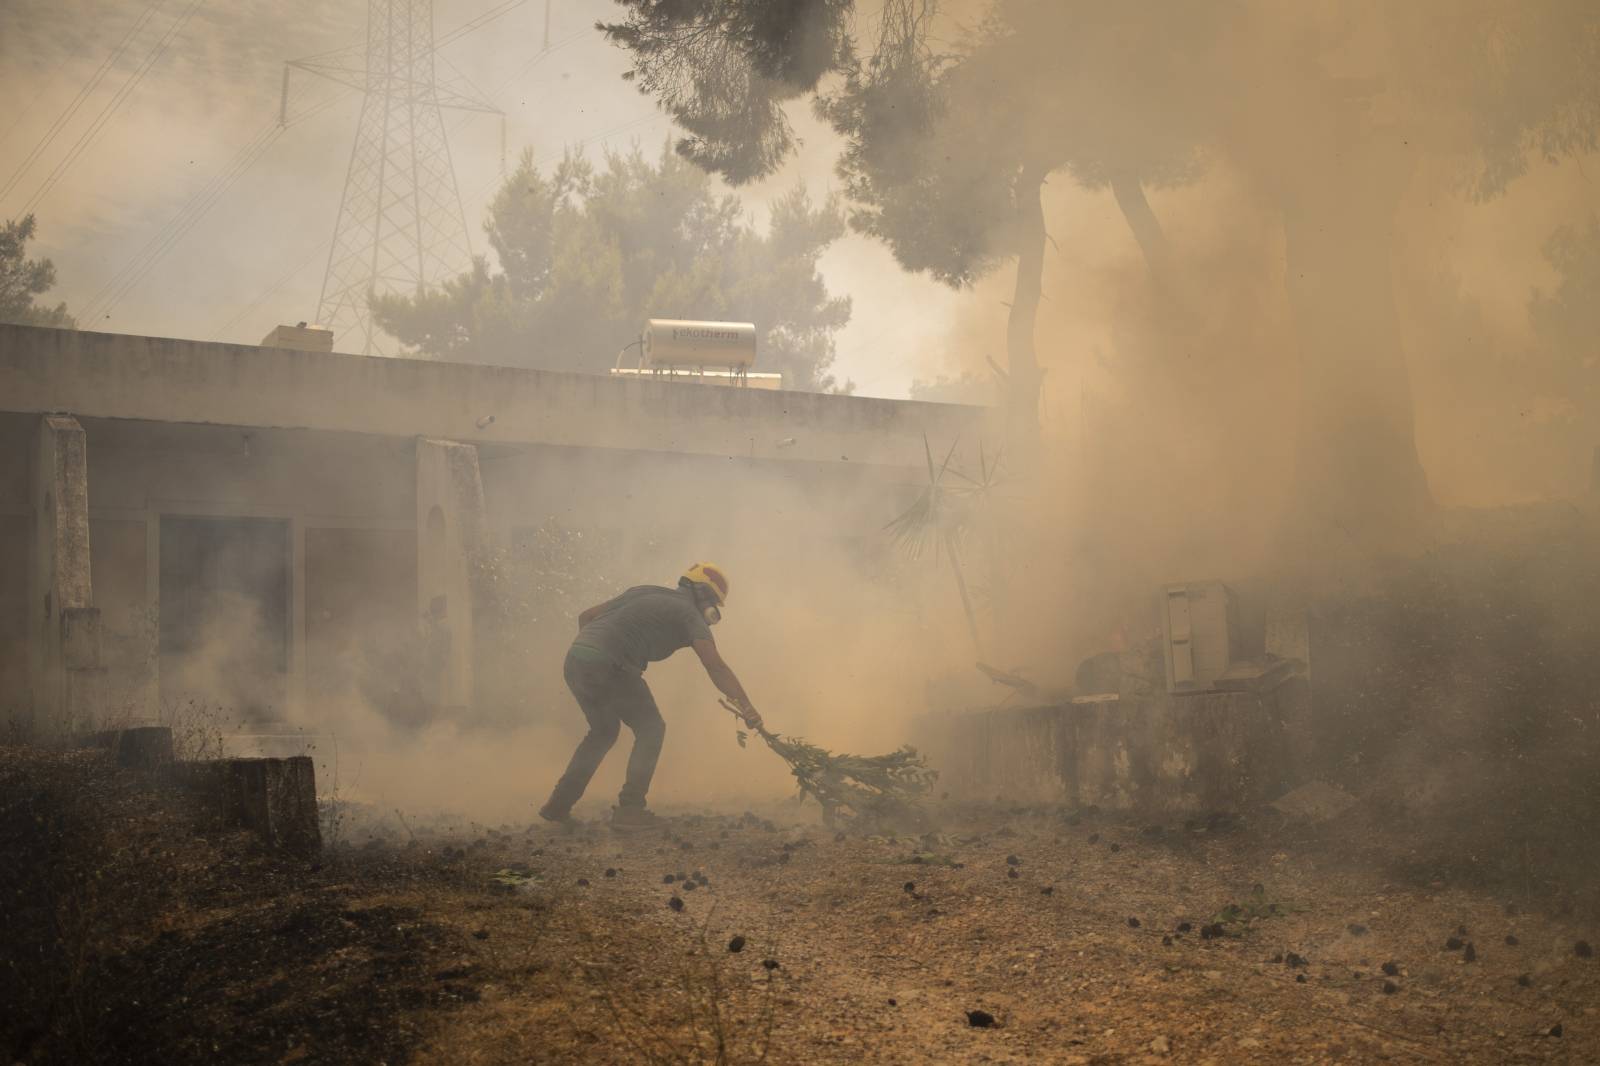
[0,325,989,472]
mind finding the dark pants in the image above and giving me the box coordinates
[545,651,665,813]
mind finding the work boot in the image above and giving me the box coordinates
[610,805,661,832]
[538,802,576,828]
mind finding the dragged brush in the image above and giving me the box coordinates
[719,699,938,831]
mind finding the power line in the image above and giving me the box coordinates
[236,109,662,350]
[435,0,531,49]
[86,0,538,324]
[21,0,206,216]
[208,22,643,344]
[0,0,167,208]
[85,85,353,323]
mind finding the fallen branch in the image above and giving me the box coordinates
[720,700,938,831]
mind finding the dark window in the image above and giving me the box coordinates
[159,516,290,706]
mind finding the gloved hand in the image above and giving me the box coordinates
[736,700,764,731]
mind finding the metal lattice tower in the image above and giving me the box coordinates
[288,0,500,355]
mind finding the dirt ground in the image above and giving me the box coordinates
[3,746,1597,1065]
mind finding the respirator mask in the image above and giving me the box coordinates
[693,585,722,626]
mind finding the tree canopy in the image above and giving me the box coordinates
[371,143,851,391]
[602,0,1600,546]
[0,214,75,329]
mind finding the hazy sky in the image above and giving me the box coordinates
[0,0,966,397]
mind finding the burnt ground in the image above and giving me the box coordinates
[3,747,1597,1065]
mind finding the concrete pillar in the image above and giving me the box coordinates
[415,438,488,713]
[28,414,102,738]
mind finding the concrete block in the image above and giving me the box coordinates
[232,756,321,855]
[116,725,173,771]
[180,755,321,854]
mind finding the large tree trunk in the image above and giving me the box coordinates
[1109,172,1171,290]
[1005,163,1048,451]
[1278,137,1431,561]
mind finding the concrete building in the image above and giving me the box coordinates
[0,323,987,738]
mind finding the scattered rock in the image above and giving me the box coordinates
[681,880,697,892]
[966,1009,996,1028]
[1381,961,1400,977]
[1517,974,1532,988]
[1382,980,1399,995]
[472,929,490,940]
[904,881,917,894]
[604,868,617,878]
[728,935,746,953]
[1149,1034,1171,1054]
[663,874,676,884]
[1200,923,1225,940]
[1087,833,1100,844]
[1127,917,1141,928]
[1005,855,1021,866]
[1464,943,1476,963]
[1295,974,1308,983]
[576,878,590,887]
[1284,952,1306,968]
[1347,923,1368,936]
[668,896,684,912]
[1040,886,1054,896]
[1457,924,1469,936]
[1109,843,1122,853]
[1504,934,1519,946]
[1576,940,1593,959]
[1007,868,1019,880]
[1444,937,1464,951]
[1162,935,1173,946]
[1176,922,1193,933]
[762,959,780,971]
[1548,1023,1563,1038]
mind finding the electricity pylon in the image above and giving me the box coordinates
[287,0,501,356]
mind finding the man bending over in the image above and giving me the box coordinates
[540,563,762,829]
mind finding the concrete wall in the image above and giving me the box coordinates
[0,325,990,729]
[25,415,102,737]
[918,683,1306,813]
[416,438,488,711]
[0,324,987,472]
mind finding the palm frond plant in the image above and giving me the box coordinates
[884,434,1013,659]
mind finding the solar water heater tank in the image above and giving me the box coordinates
[643,319,756,368]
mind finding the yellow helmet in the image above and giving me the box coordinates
[682,562,730,606]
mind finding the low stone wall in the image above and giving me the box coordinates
[916,681,1307,813]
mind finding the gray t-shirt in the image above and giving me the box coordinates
[571,585,711,674]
